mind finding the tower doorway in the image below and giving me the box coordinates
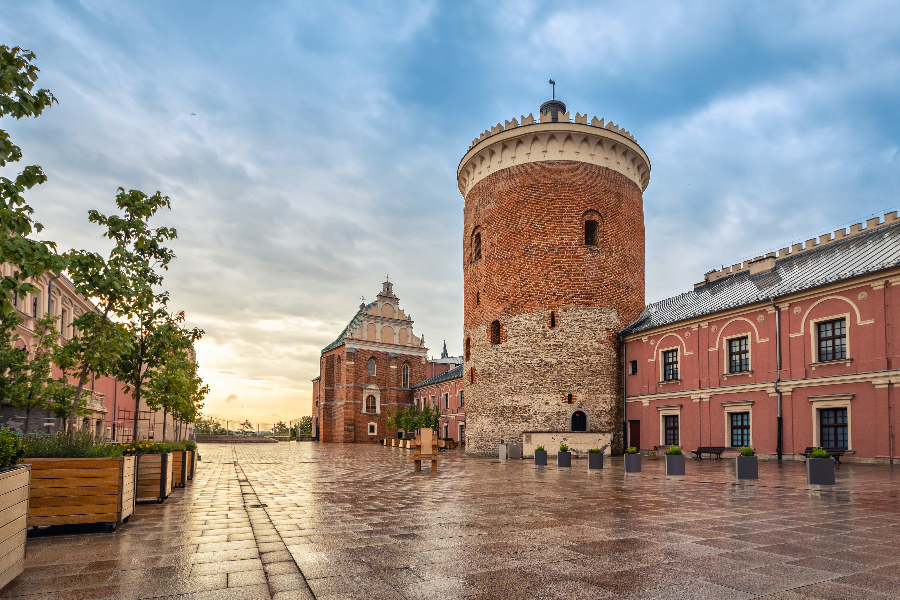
[629,420,641,450]
[571,411,587,432]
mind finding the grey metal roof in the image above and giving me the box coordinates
[622,219,900,336]
[412,365,463,389]
[322,301,377,353]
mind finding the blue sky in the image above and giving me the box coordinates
[3,1,900,423]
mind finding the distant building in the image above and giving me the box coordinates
[413,364,464,442]
[622,213,900,463]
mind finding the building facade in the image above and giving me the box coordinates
[622,213,900,463]
[413,363,465,443]
[458,98,652,456]
[315,280,428,442]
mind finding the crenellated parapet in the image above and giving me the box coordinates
[698,211,899,287]
[458,111,651,196]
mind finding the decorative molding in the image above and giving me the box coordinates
[808,394,854,403]
[458,119,651,197]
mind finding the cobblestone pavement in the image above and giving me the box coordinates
[3,443,900,599]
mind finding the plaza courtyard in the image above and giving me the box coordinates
[4,443,900,600]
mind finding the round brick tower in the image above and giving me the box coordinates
[458,99,651,457]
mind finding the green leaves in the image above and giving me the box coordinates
[0,46,56,167]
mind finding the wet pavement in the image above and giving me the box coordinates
[4,443,900,599]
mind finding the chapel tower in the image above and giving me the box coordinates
[458,96,651,456]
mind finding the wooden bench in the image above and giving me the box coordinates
[803,447,845,464]
[692,446,726,460]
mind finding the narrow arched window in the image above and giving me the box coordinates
[469,368,476,384]
[584,220,599,246]
[490,320,501,345]
[465,338,471,361]
[367,359,376,376]
[550,311,556,328]
[365,395,376,413]
[402,363,409,388]
[473,231,482,262]
[476,291,480,305]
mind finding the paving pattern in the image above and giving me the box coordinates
[3,443,900,599]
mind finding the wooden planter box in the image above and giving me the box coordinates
[172,451,190,488]
[20,457,135,530]
[0,465,30,589]
[135,453,174,503]
[187,450,197,480]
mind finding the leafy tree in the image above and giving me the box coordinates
[298,416,312,437]
[239,420,254,436]
[10,313,61,432]
[273,420,289,436]
[46,374,84,429]
[0,309,27,408]
[194,413,225,435]
[60,188,176,432]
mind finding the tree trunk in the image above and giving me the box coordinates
[162,407,167,441]
[23,408,30,435]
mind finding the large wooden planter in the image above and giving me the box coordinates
[135,453,174,503]
[0,465,30,589]
[172,451,191,488]
[21,457,134,531]
[188,450,197,480]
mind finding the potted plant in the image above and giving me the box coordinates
[20,431,135,531]
[665,445,685,475]
[534,445,547,466]
[735,446,758,480]
[807,447,835,485]
[588,447,604,470]
[127,441,175,503]
[557,443,572,467]
[0,428,28,589]
[624,446,641,473]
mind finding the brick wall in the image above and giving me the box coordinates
[462,160,645,457]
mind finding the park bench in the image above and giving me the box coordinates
[692,446,726,460]
[803,447,845,464]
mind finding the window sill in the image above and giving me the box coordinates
[810,358,852,370]
[659,379,682,386]
[722,370,753,379]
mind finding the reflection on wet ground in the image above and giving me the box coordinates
[4,443,900,599]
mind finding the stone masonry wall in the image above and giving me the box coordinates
[463,160,645,457]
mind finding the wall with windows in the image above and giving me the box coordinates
[413,374,466,443]
[624,270,900,462]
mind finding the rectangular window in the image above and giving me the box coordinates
[728,337,749,373]
[664,415,679,446]
[817,319,847,362]
[444,393,449,410]
[459,390,464,407]
[820,408,848,448]
[430,395,435,408]
[663,349,679,381]
[730,412,750,447]
[629,360,637,375]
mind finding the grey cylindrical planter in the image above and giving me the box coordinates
[665,454,685,476]
[624,454,641,473]
[557,451,571,467]
[807,457,835,485]
[534,450,548,466]
[508,443,523,459]
[735,455,759,480]
[588,452,604,470]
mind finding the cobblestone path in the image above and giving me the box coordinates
[3,443,900,599]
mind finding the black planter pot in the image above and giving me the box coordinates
[807,457,835,485]
[557,451,571,467]
[624,453,641,473]
[735,455,758,480]
[588,453,604,470]
[534,450,547,466]
[665,454,685,476]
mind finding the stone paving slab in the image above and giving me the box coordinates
[2,443,899,599]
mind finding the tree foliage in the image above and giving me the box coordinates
[385,404,440,433]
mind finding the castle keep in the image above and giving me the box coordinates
[458,98,652,457]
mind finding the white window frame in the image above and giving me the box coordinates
[367,358,377,376]
[723,333,752,377]
[657,405,682,446]
[362,384,381,415]
[722,401,753,448]
[659,346,681,383]
[444,392,449,410]
[809,312,851,368]
[368,422,377,436]
[809,394,853,449]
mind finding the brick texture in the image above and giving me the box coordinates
[463,161,645,457]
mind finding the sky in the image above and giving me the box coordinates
[3,1,900,425]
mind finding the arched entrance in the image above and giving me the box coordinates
[571,411,587,432]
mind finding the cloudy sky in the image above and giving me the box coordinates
[3,1,899,424]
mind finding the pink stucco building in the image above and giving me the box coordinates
[622,212,900,463]
[413,363,465,442]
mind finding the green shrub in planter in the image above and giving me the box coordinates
[665,446,685,475]
[534,445,547,466]
[588,447,603,470]
[559,443,569,453]
[626,446,638,454]
[0,428,24,467]
[184,441,198,451]
[809,447,830,458]
[557,443,571,467]
[735,447,758,480]
[22,431,123,458]
[664,445,683,455]
[740,446,755,456]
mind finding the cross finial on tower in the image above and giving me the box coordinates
[549,79,555,100]
[385,273,390,283]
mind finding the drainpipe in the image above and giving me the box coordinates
[620,331,627,455]
[771,298,783,461]
[889,383,894,465]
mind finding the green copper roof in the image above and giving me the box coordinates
[322,301,377,353]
